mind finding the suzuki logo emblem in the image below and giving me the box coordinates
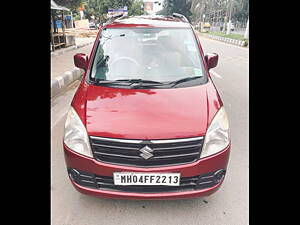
[139,145,154,160]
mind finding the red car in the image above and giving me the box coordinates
[63,14,230,200]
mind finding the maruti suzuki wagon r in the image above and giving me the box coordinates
[63,14,230,200]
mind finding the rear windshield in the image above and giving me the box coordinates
[90,27,207,84]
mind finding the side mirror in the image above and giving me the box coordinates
[74,53,88,70]
[205,53,219,70]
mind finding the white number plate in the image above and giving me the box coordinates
[113,172,181,186]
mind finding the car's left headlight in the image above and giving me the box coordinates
[63,106,93,158]
[201,106,230,158]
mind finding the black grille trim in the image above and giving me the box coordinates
[95,175,199,193]
[68,168,225,193]
[89,136,204,167]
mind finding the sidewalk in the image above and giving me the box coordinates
[51,37,95,98]
[51,37,95,79]
[51,37,95,57]
[201,33,248,47]
[194,29,248,47]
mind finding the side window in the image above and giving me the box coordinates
[91,42,106,79]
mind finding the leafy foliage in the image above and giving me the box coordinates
[158,0,192,21]
[54,0,144,20]
[128,0,144,16]
[231,0,248,23]
[190,0,248,24]
[54,0,82,10]
[83,0,137,19]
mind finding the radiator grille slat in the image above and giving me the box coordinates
[68,169,221,193]
[89,136,204,167]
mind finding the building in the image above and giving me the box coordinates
[107,6,128,18]
[143,0,164,15]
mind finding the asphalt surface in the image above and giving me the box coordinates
[51,36,249,225]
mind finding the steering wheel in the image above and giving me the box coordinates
[109,56,140,77]
[110,56,139,68]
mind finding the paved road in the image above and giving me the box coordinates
[51,37,249,225]
[51,43,94,78]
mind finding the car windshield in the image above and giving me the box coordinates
[90,27,207,85]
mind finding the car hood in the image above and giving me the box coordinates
[85,83,221,140]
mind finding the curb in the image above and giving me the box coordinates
[51,68,84,98]
[51,40,94,56]
[201,33,248,47]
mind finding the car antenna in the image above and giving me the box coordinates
[172,13,189,23]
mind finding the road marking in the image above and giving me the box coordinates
[210,70,222,79]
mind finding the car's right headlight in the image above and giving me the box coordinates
[63,106,93,158]
[201,106,230,158]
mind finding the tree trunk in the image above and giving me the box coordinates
[244,17,249,39]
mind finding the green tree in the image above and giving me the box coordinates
[190,0,248,25]
[83,0,136,19]
[231,0,249,25]
[83,0,99,19]
[54,0,82,10]
[158,0,192,21]
[128,0,144,16]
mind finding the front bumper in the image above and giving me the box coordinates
[63,144,230,200]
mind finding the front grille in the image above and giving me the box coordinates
[68,168,225,193]
[89,136,204,167]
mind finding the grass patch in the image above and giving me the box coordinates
[208,31,247,41]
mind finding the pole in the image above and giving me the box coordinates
[70,11,73,28]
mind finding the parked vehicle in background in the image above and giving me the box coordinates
[204,22,211,29]
[200,22,211,33]
[63,14,231,200]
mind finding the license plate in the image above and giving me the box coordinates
[113,172,181,186]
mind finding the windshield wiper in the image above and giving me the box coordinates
[92,77,202,88]
[91,78,164,87]
[114,79,163,84]
[115,79,169,88]
[92,79,132,86]
[169,76,202,87]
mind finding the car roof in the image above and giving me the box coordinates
[104,15,191,29]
